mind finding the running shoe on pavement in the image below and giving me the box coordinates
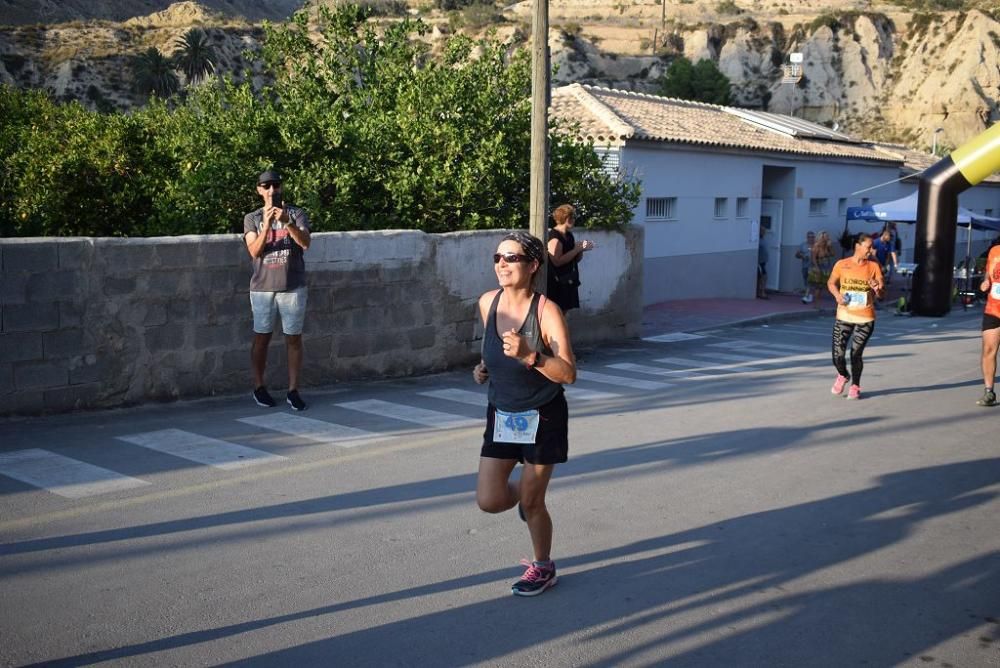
[847,385,861,400]
[286,389,307,411]
[253,386,276,408]
[976,388,997,407]
[831,375,849,395]
[511,559,557,597]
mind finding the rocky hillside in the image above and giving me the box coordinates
[0,3,269,110]
[1,0,998,154]
[0,0,300,24]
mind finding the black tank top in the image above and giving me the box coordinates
[482,290,562,412]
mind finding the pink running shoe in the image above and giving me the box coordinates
[511,558,557,597]
[847,385,861,400]
[831,375,849,395]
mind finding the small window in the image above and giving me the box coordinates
[714,197,728,219]
[594,148,620,178]
[861,197,871,207]
[646,197,677,220]
[838,198,847,215]
[736,197,749,218]
[809,198,827,216]
[986,209,994,217]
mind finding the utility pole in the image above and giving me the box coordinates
[529,0,550,288]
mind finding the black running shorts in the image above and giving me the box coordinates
[983,313,1000,331]
[481,391,568,465]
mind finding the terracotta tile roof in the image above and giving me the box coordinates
[551,84,901,164]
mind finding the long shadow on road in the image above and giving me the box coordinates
[0,416,882,567]
[27,458,1000,667]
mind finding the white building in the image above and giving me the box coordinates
[551,84,1000,305]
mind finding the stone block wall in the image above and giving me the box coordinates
[0,227,643,415]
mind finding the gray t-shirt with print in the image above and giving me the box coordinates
[243,205,310,293]
[799,242,812,270]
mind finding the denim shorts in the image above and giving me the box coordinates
[250,286,308,335]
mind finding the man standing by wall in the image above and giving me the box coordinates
[243,170,312,411]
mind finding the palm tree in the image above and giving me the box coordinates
[173,28,217,85]
[131,47,180,98]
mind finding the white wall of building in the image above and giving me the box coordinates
[620,140,901,303]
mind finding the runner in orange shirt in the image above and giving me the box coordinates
[826,233,884,400]
[976,243,1000,406]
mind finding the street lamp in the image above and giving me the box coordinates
[931,127,944,156]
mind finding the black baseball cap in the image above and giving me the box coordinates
[257,170,282,185]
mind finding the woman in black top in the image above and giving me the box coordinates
[546,204,595,312]
[473,231,578,597]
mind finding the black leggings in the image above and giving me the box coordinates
[832,319,875,384]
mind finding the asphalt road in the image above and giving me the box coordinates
[1,310,998,667]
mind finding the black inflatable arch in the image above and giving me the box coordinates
[913,123,1000,316]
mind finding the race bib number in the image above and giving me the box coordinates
[844,290,869,309]
[992,283,1000,300]
[493,408,540,444]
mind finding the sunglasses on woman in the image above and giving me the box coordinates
[493,252,530,264]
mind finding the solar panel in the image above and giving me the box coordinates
[724,108,861,143]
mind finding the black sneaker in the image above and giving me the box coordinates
[286,389,306,411]
[253,386,275,408]
[976,388,997,407]
[511,559,557,597]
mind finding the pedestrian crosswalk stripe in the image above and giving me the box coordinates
[654,351,821,374]
[651,356,710,369]
[740,341,819,355]
[238,414,384,448]
[116,429,286,470]
[565,387,621,401]
[337,399,480,428]
[690,351,760,363]
[575,370,672,390]
[708,340,818,355]
[707,341,758,351]
[642,332,706,343]
[0,449,150,498]
[421,386,620,404]
[607,362,703,379]
[419,388,488,407]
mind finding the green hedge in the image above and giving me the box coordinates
[1,5,639,237]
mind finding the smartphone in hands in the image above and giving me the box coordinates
[266,191,283,228]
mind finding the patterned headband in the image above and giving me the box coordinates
[502,231,545,265]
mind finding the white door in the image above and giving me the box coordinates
[760,199,783,291]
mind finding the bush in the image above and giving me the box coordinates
[809,14,841,33]
[658,56,732,105]
[1,5,639,237]
[715,0,743,15]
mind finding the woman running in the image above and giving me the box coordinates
[472,231,577,596]
[827,232,884,400]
